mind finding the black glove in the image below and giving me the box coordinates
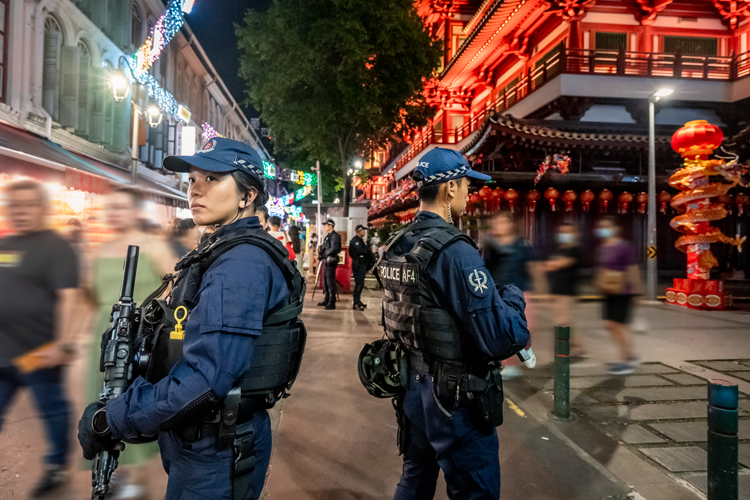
[78,402,118,460]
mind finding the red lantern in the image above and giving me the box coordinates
[598,189,613,214]
[580,189,595,213]
[735,193,750,215]
[618,192,633,214]
[526,189,541,212]
[562,190,577,212]
[504,188,518,212]
[636,192,648,214]
[658,191,672,214]
[717,194,733,215]
[545,188,559,211]
[671,120,724,160]
[491,187,504,212]
[478,186,492,201]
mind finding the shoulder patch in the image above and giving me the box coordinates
[464,266,491,297]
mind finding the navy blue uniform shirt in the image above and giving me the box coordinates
[389,211,529,360]
[106,216,290,440]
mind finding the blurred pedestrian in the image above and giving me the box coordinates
[257,205,270,231]
[545,222,586,357]
[594,216,642,375]
[288,225,305,271]
[318,219,341,309]
[268,216,294,259]
[594,217,641,375]
[308,230,319,279]
[483,212,543,378]
[349,225,372,310]
[369,232,381,263]
[170,218,200,258]
[0,179,79,497]
[82,186,175,498]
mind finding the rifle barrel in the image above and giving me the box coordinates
[120,246,139,302]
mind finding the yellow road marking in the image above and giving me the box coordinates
[506,397,526,418]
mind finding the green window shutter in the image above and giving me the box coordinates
[112,98,128,153]
[42,31,61,120]
[111,0,130,50]
[89,0,108,35]
[104,91,114,146]
[595,32,627,50]
[59,45,80,128]
[77,55,90,135]
[88,68,105,143]
[663,36,718,56]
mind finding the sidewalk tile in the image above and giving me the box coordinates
[589,386,707,403]
[570,391,600,405]
[568,363,678,377]
[729,371,750,383]
[542,375,674,390]
[641,447,707,472]
[661,374,707,386]
[579,401,711,421]
[601,423,666,444]
[741,444,750,468]
[695,360,750,372]
[682,473,750,499]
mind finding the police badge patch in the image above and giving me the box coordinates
[463,266,490,297]
[197,139,216,154]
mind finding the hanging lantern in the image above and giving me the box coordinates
[636,192,648,214]
[468,193,481,215]
[580,189,595,213]
[618,192,633,214]
[526,189,541,212]
[736,193,750,215]
[598,189,613,213]
[504,188,519,212]
[478,186,493,201]
[562,190,577,212]
[545,187,560,211]
[717,194,733,215]
[671,120,724,160]
[491,187,504,212]
[658,191,672,214]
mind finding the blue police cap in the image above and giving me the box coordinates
[163,137,266,188]
[411,147,490,187]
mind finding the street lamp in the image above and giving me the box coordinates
[108,70,130,102]
[646,88,673,302]
[147,105,163,128]
[354,160,363,168]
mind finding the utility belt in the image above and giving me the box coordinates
[177,388,263,443]
[408,350,504,432]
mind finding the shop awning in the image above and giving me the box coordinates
[0,121,187,208]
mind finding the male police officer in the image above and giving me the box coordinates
[317,219,341,309]
[77,138,305,500]
[378,147,530,499]
[348,225,372,310]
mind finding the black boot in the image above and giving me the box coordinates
[317,301,329,307]
[31,465,68,498]
[325,303,336,310]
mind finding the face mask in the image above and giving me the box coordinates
[556,233,575,244]
[595,228,615,239]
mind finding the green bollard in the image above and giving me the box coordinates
[707,379,738,500]
[549,325,574,422]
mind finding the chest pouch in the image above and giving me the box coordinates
[144,299,187,383]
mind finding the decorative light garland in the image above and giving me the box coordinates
[202,122,223,142]
[132,0,186,79]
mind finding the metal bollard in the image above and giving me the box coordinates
[707,379,738,500]
[549,325,574,422]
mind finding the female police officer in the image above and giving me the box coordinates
[78,138,305,500]
[375,147,530,499]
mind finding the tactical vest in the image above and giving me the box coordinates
[143,225,306,407]
[378,218,479,365]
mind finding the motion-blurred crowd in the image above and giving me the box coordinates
[0,178,642,498]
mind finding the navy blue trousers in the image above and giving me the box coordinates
[159,409,272,500]
[0,366,70,465]
[323,264,338,304]
[352,264,367,305]
[394,367,500,500]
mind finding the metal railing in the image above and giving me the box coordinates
[391,47,750,173]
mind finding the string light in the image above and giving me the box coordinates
[132,0,187,78]
[201,122,223,142]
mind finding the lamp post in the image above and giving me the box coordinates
[312,160,322,240]
[647,88,673,302]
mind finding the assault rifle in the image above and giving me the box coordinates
[90,245,142,500]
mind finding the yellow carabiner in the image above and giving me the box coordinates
[170,305,188,340]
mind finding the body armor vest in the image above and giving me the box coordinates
[143,225,306,407]
[378,218,478,365]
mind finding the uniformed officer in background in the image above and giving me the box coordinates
[377,147,530,499]
[317,219,341,310]
[348,224,372,310]
[77,138,305,500]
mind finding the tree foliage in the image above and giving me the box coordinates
[237,0,441,215]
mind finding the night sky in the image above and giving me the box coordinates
[186,0,272,120]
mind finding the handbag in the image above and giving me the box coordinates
[597,269,625,295]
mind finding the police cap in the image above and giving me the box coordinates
[411,147,490,187]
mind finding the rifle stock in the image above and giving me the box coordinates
[90,245,140,500]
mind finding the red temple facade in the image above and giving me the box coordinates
[368,0,750,284]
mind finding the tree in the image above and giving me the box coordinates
[237,0,441,216]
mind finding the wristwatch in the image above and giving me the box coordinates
[92,408,110,435]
